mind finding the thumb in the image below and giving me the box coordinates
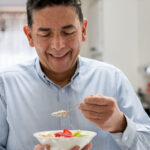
[82,143,92,150]
[44,144,50,150]
[71,145,80,150]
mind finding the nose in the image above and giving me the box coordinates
[50,33,65,51]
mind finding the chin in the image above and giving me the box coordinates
[52,68,68,74]
[51,65,71,73]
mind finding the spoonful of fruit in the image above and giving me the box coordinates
[50,104,78,117]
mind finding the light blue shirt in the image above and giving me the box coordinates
[0,56,150,150]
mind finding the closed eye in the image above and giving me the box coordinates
[63,31,76,36]
[37,33,51,37]
[41,33,50,37]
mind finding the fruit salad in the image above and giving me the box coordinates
[40,129,90,138]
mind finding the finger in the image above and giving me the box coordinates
[84,95,115,106]
[71,145,80,150]
[44,145,50,150]
[82,143,92,150]
[81,110,103,119]
[34,144,50,150]
[78,103,108,113]
[82,109,112,120]
[34,144,43,150]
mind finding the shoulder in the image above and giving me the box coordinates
[79,56,122,75]
[0,58,37,79]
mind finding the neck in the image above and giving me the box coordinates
[41,64,77,87]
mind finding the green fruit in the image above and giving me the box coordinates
[73,130,90,137]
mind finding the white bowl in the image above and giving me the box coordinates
[33,130,97,150]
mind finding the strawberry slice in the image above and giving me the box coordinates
[54,132,64,137]
[63,129,73,136]
[63,133,74,137]
[54,129,74,138]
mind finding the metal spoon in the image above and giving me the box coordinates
[50,104,78,117]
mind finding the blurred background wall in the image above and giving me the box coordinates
[0,0,26,6]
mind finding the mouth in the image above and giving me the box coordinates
[48,51,70,60]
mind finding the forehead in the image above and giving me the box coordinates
[32,6,80,29]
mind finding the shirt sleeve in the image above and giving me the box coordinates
[0,77,8,150]
[111,116,150,149]
[110,70,150,150]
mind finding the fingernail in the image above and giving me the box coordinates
[78,103,83,109]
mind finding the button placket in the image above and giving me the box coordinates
[124,136,128,141]
[59,88,70,129]
[61,88,65,93]
[115,138,120,143]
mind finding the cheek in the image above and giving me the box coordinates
[33,37,49,52]
[67,35,82,52]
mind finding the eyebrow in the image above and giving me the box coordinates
[38,24,76,32]
[38,28,50,32]
[62,25,76,30]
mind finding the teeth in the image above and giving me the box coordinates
[48,54,64,58]
[48,52,69,58]
[54,55,64,58]
[51,53,67,58]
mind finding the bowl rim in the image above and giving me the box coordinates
[33,130,97,139]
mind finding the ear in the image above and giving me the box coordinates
[23,25,34,47]
[82,19,88,42]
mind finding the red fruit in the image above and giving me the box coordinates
[63,133,74,137]
[54,132,64,137]
[54,129,74,138]
[63,129,73,136]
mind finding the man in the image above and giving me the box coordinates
[0,0,150,150]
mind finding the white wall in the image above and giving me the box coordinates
[101,0,150,91]
[80,0,90,57]
[138,0,150,90]
[81,0,104,60]
[102,0,139,90]
[139,0,150,65]
[0,0,26,6]
[81,0,140,90]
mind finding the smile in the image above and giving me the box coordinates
[49,51,70,60]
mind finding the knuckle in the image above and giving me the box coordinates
[34,144,41,150]
[109,108,114,114]
[110,99,116,106]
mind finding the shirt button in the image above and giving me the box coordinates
[47,80,50,83]
[115,139,120,143]
[124,136,128,141]
[62,89,65,93]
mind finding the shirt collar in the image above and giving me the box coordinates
[35,57,80,86]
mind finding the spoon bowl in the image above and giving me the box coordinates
[50,104,78,117]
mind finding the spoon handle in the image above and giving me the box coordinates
[67,104,78,112]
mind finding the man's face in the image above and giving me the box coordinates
[24,6,87,74]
